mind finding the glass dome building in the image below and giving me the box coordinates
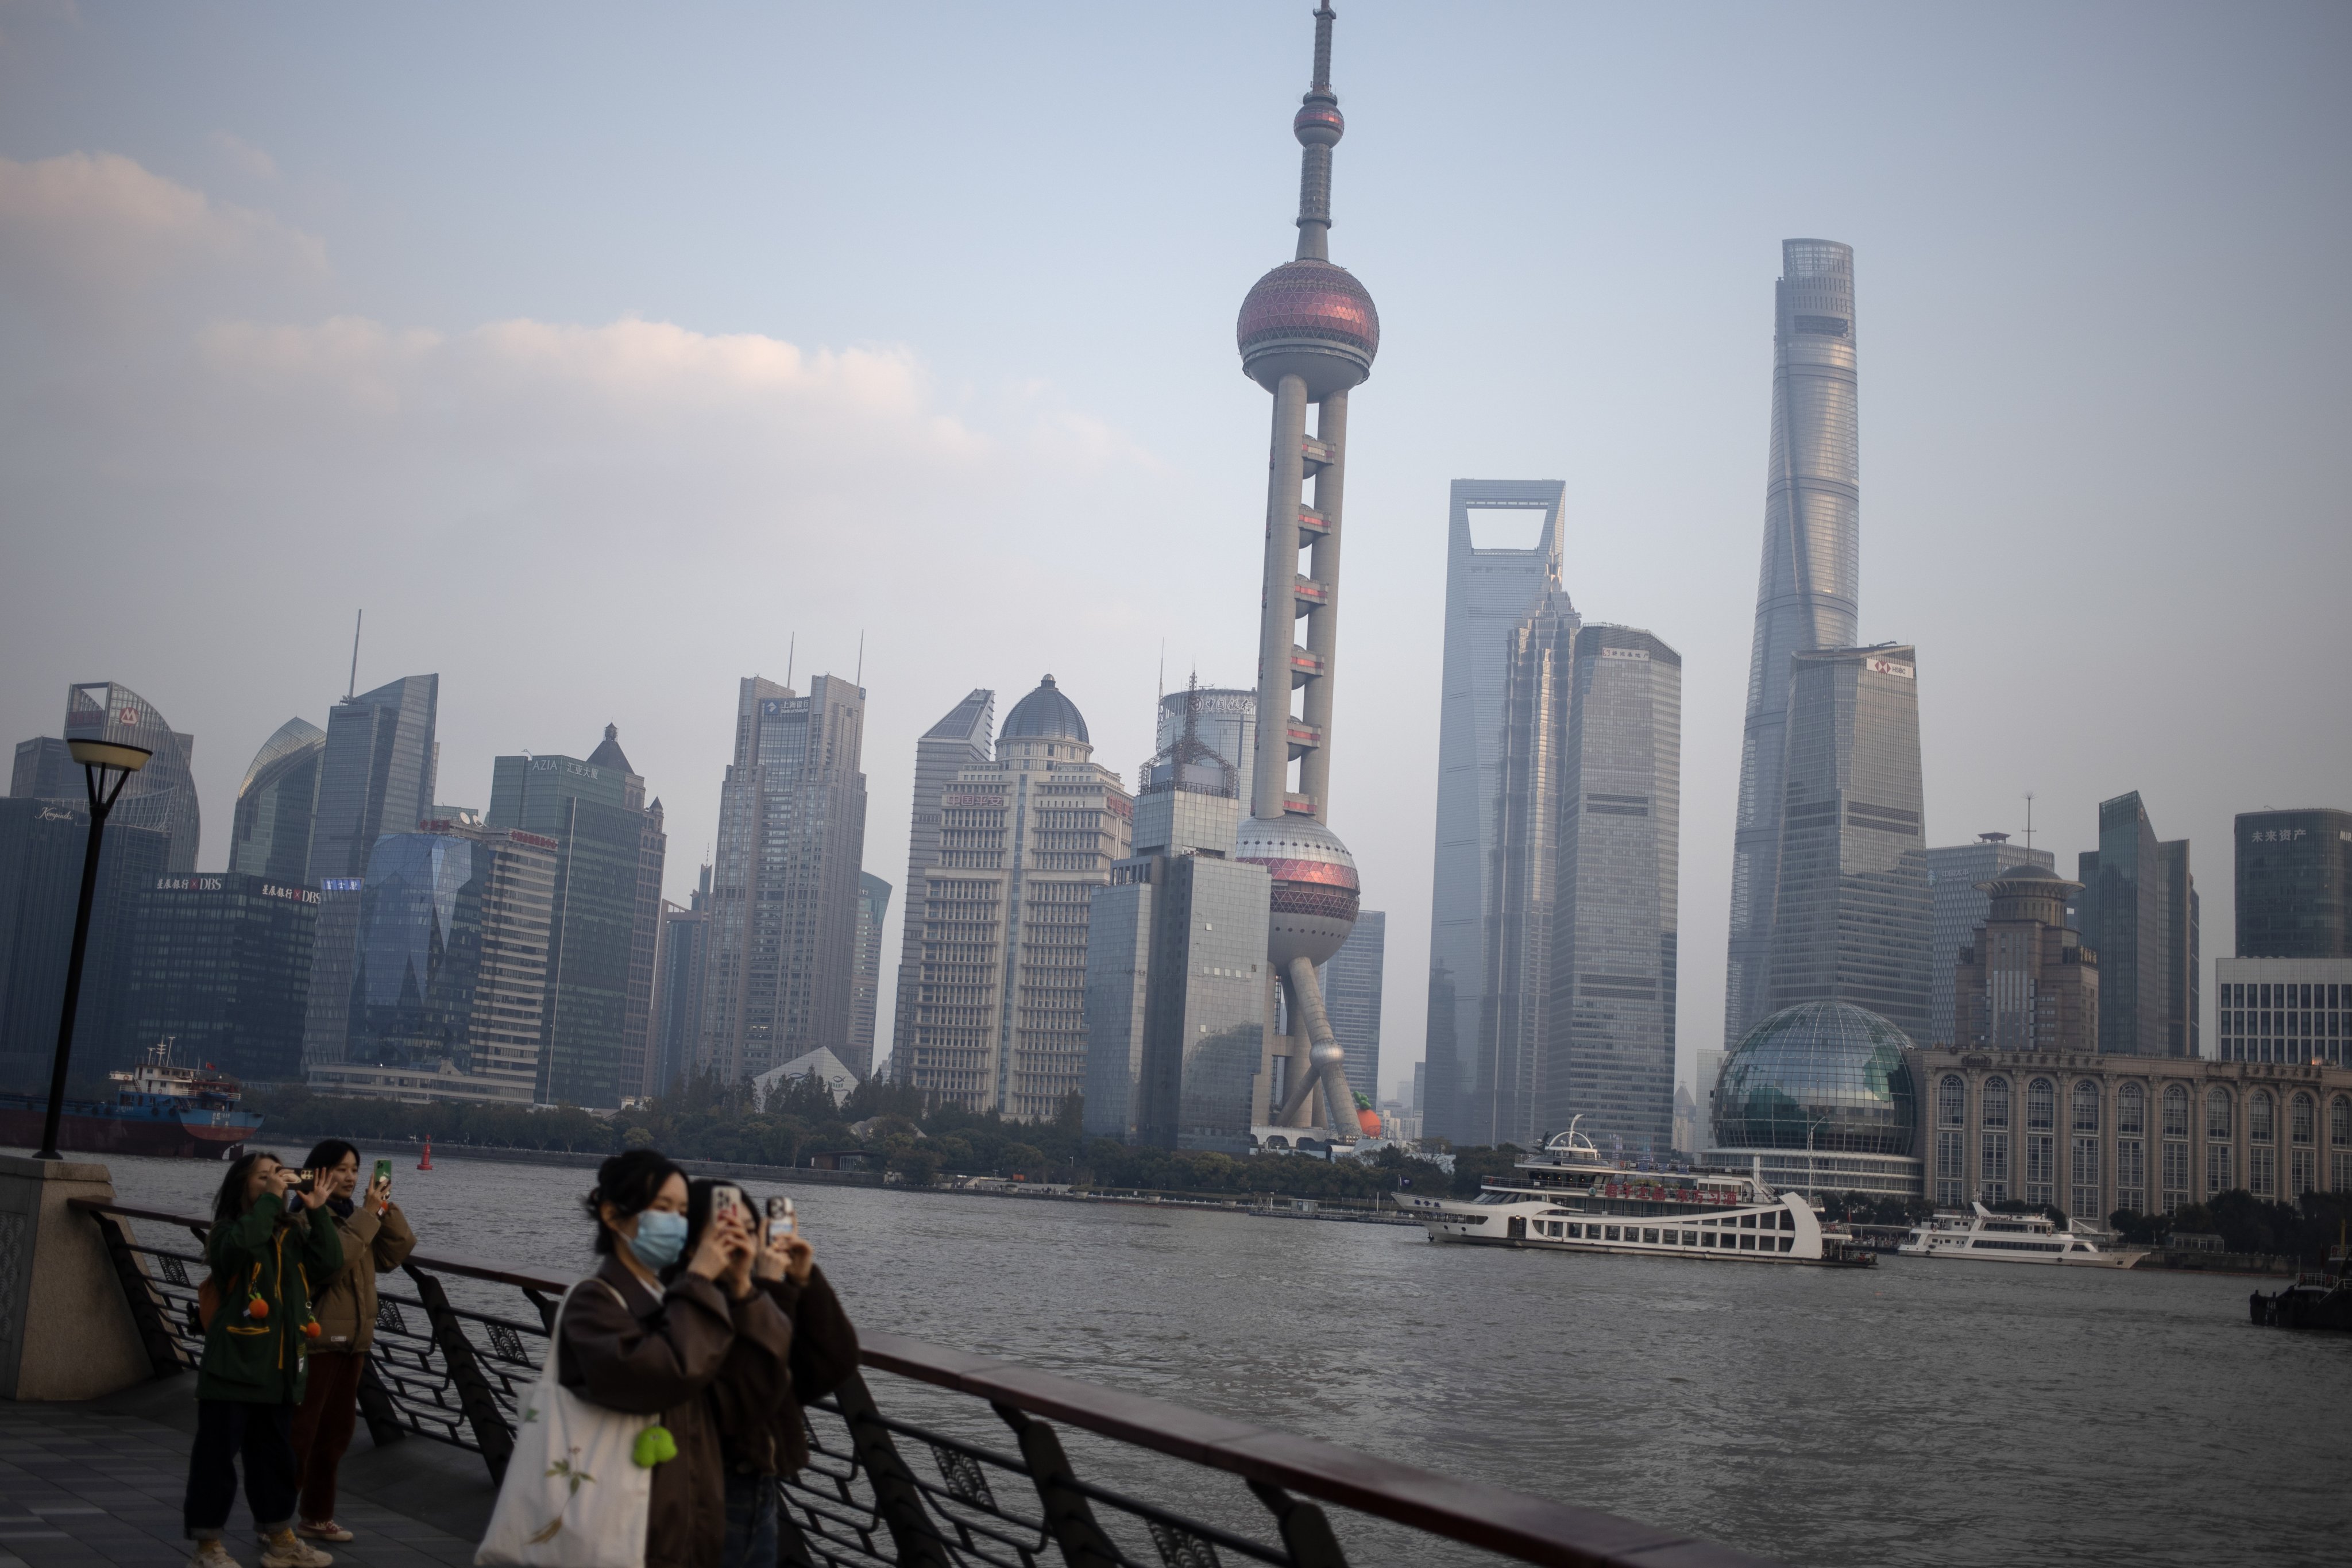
[1708,1001,1925,1198]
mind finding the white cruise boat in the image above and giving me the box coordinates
[1895,1203,2147,1268]
[1396,1122,1875,1268]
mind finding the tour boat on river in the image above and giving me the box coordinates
[1396,1122,1876,1267]
[1894,1203,2146,1268]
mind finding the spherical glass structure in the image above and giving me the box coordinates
[1234,814,1359,967]
[1712,1001,1919,1156]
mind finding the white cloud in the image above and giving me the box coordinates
[207,130,281,183]
[0,150,325,310]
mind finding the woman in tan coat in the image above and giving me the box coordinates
[558,1149,791,1568]
[287,1140,416,1546]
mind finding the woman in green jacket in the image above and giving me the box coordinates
[184,1150,344,1568]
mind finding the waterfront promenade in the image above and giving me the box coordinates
[0,1381,491,1568]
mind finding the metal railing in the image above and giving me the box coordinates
[72,1199,1774,1568]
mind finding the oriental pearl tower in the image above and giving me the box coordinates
[1233,3,1377,1140]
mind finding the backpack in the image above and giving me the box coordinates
[474,1281,656,1568]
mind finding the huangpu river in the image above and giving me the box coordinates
[92,1150,2349,1567]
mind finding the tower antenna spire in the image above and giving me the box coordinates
[346,609,362,701]
[1293,3,1342,261]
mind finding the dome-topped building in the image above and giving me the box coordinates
[1708,1001,1925,1198]
[1000,674,1089,745]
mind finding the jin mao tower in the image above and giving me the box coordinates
[1232,4,1376,1138]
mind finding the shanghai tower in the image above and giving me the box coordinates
[1231,3,1376,1138]
[1724,239,1860,1045]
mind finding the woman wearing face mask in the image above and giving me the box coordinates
[558,1150,789,1568]
[667,1183,860,1568]
[285,1141,415,1546]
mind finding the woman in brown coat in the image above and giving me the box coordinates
[558,1150,791,1568]
[288,1140,417,1545]
[672,1181,859,1568]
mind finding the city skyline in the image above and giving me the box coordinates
[3,6,2346,1098]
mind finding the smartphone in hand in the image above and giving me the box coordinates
[710,1184,747,1230]
[372,1157,393,1191]
[766,1195,796,1243]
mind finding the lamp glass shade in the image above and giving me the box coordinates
[67,739,153,773]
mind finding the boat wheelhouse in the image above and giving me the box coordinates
[1396,1121,1875,1267]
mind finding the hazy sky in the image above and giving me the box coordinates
[3,2,2346,1097]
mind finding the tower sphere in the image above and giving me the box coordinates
[1293,102,1343,148]
[1236,814,1360,967]
[1236,260,1379,397]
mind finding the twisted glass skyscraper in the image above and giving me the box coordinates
[1725,240,1861,1045]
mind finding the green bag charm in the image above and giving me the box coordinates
[632,1425,678,1468]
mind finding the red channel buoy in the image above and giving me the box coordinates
[418,1136,434,1171]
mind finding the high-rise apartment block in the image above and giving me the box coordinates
[846,871,890,1080]
[1322,909,1385,1115]
[2077,791,2198,1056]
[0,799,169,1087]
[121,874,319,1084]
[1547,624,1682,1155]
[889,690,993,1077]
[2235,809,2350,959]
[1952,864,2098,1053]
[310,821,556,1103]
[1084,723,1268,1149]
[700,675,868,1085]
[1725,241,1863,1047]
[229,719,326,885]
[1423,479,1565,1143]
[1764,646,1931,1040]
[1925,833,2055,1046]
[897,677,1130,1120]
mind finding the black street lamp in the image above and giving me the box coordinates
[36,737,152,1163]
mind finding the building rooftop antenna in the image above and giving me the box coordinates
[346,609,363,701]
[2024,791,2035,851]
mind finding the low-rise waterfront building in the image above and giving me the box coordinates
[1914,1047,2352,1213]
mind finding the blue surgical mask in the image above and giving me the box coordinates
[626,1210,688,1270]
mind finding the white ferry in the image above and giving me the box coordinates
[1895,1203,2146,1268]
[1396,1122,1875,1268]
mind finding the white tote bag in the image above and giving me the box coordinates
[476,1281,657,1568]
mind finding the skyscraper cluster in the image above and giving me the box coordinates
[1421,486,1683,1156]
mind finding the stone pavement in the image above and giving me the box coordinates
[0,1377,495,1568]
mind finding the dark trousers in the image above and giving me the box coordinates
[184,1400,299,1540]
[720,1470,778,1568]
[289,1351,367,1523]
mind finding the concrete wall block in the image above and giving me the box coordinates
[0,1154,155,1401]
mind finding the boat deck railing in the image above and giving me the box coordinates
[72,1198,1773,1568]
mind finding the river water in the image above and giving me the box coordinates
[90,1150,2349,1567]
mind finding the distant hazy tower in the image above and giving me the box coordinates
[1765,645,1930,1040]
[1725,241,1861,1046]
[888,690,994,1079]
[1424,480,1566,1144]
[1231,3,1378,1138]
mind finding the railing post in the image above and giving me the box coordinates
[84,1208,187,1379]
[827,1372,953,1568]
[994,1403,1121,1568]
[403,1263,514,1482]
[355,1354,408,1449]
[1249,1480,1350,1568]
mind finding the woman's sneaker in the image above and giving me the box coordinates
[188,1540,238,1568]
[296,1523,354,1544]
[257,1528,333,1568]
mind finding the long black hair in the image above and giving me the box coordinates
[584,1149,683,1254]
[213,1149,285,1227]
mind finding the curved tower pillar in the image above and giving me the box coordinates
[1233,4,1377,1137]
